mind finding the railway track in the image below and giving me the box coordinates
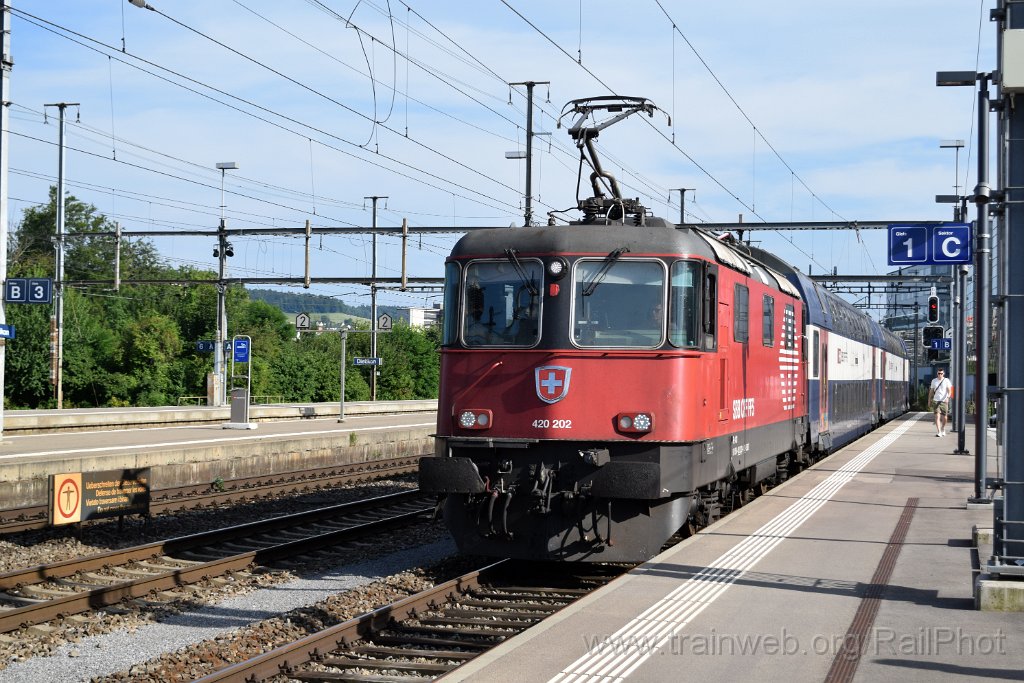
[0,456,421,535]
[176,449,826,681]
[195,560,628,682]
[0,489,434,634]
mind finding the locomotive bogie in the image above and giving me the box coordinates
[422,432,798,562]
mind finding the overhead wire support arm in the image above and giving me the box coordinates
[809,274,954,284]
[64,276,445,287]
[697,220,944,231]
[65,224,500,239]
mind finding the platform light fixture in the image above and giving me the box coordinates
[935,71,977,87]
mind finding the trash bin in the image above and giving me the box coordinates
[229,387,249,424]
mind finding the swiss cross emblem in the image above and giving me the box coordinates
[535,366,571,404]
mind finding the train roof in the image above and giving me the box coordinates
[746,244,906,355]
[449,221,799,297]
[449,219,708,259]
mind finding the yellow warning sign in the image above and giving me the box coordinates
[52,472,82,525]
[49,469,151,526]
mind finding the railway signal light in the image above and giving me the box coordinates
[923,325,943,362]
[927,295,939,323]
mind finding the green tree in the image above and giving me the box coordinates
[12,187,161,281]
[378,323,440,400]
[4,190,443,409]
[3,273,52,408]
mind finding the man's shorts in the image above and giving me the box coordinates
[931,401,949,415]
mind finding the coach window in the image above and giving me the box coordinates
[572,259,665,348]
[462,259,542,347]
[669,261,700,348]
[734,284,749,343]
[811,329,820,378]
[442,262,461,346]
[762,294,775,347]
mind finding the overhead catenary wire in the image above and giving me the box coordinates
[140,4,530,201]
[498,0,831,272]
[18,3,674,230]
[10,7,527,217]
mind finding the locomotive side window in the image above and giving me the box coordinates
[702,265,718,351]
[441,262,461,346]
[669,261,700,348]
[462,259,542,347]
[762,295,775,347]
[572,259,665,348]
[733,284,749,343]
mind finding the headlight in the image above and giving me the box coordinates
[547,258,568,280]
[456,409,493,430]
[616,412,653,434]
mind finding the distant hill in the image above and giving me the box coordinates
[247,288,407,323]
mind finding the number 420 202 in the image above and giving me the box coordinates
[532,419,572,429]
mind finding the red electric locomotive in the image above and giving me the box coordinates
[419,98,817,562]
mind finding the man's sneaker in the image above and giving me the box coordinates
[937,432,942,437]
[942,430,946,436]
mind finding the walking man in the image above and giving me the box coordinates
[928,368,953,436]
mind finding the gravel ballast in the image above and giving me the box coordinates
[0,538,457,683]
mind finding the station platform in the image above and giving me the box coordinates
[0,399,437,434]
[449,414,1023,682]
[0,408,437,511]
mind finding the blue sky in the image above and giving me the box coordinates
[6,1,995,311]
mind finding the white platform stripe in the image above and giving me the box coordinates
[549,415,922,683]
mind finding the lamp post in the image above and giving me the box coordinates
[214,161,237,408]
[936,70,993,505]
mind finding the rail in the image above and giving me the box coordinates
[0,490,434,634]
[195,561,627,682]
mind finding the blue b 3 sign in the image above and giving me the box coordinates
[888,223,971,266]
[4,278,53,304]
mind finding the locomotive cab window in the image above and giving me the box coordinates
[572,259,665,348]
[669,261,701,348]
[461,259,542,347]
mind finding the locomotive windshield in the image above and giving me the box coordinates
[461,260,542,347]
[669,261,701,348]
[572,259,666,348]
